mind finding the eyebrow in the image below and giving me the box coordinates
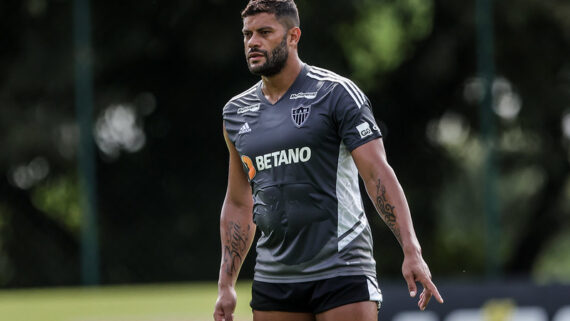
[242,26,275,33]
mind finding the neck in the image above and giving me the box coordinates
[260,55,303,104]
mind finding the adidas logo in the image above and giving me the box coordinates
[238,122,251,134]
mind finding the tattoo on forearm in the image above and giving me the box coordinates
[375,179,402,244]
[223,222,250,276]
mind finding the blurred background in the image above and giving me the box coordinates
[0,0,569,320]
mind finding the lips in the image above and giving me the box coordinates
[248,51,265,60]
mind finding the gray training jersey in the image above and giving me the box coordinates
[223,64,383,284]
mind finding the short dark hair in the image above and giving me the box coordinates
[241,0,300,29]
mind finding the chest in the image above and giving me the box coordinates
[234,99,337,158]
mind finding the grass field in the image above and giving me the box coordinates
[0,281,253,321]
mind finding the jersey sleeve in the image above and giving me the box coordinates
[332,85,382,152]
[222,102,239,145]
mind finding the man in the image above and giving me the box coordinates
[214,1,443,320]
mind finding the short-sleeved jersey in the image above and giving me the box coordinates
[223,64,383,284]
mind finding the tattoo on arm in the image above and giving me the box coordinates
[223,222,251,276]
[375,179,402,244]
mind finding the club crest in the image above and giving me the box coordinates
[291,105,311,128]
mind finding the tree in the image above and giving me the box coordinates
[0,0,569,287]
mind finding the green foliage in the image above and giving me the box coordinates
[432,136,487,274]
[532,177,570,282]
[431,120,558,276]
[533,227,570,283]
[31,175,81,235]
[0,204,13,286]
[339,0,433,87]
[1,0,569,286]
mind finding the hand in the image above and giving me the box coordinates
[214,285,237,321]
[402,252,444,311]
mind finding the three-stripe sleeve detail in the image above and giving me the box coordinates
[229,82,259,102]
[307,67,366,108]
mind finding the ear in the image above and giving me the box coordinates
[288,27,301,46]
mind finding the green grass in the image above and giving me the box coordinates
[0,281,253,321]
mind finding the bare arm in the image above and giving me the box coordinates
[352,138,443,310]
[214,125,255,321]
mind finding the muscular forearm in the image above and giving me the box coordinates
[364,164,421,255]
[353,139,443,309]
[218,201,255,289]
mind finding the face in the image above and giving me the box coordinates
[242,13,290,77]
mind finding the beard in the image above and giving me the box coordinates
[247,34,289,77]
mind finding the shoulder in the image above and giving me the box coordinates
[305,65,369,109]
[223,81,261,114]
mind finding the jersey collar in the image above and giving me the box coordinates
[256,63,309,106]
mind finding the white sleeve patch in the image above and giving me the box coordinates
[356,122,373,139]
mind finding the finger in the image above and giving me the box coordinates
[418,290,424,309]
[214,304,234,321]
[403,272,417,297]
[224,309,234,321]
[419,288,432,311]
[225,304,235,321]
[423,279,444,304]
[213,304,222,321]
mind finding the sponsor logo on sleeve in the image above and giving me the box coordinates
[356,122,373,139]
[237,103,260,114]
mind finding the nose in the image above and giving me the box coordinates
[247,33,261,49]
